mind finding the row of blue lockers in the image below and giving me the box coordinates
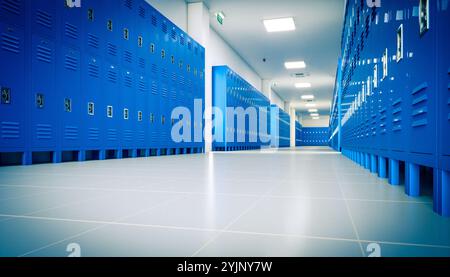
[301,127,329,147]
[0,0,205,165]
[331,0,449,216]
[211,66,291,151]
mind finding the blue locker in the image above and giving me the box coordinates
[185,38,195,150]
[30,35,57,152]
[102,62,120,152]
[158,15,170,151]
[134,0,150,153]
[118,0,138,155]
[148,8,160,151]
[167,23,179,152]
[0,22,26,154]
[176,31,187,151]
[28,1,56,156]
[80,0,108,153]
[57,2,82,158]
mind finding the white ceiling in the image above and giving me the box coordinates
[189,0,345,118]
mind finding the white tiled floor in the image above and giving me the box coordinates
[0,147,449,257]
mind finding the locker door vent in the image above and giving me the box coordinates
[88,62,99,78]
[1,32,20,53]
[1,121,20,139]
[64,126,79,141]
[88,128,99,141]
[107,43,117,57]
[36,9,52,29]
[87,33,99,49]
[2,0,20,15]
[36,124,52,140]
[64,23,78,40]
[107,129,117,141]
[36,45,52,63]
[64,54,79,71]
[411,82,428,128]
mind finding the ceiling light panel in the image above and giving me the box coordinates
[285,61,306,69]
[301,95,314,100]
[295,83,312,88]
[263,17,296,33]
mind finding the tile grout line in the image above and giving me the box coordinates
[333,164,366,257]
[1,213,449,251]
[0,184,433,205]
[17,194,188,257]
[190,187,277,257]
[0,191,118,224]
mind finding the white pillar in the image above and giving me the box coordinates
[289,106,296,148]
[262,79,273,101]
[187,2,211,152]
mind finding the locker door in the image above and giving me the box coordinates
[185,38,195,149]
[30,35,57,151]
[406,0,437,156]
[103,63,120,150]
[148,9,160,149]
[134,1,149,151]
[0,23,25,152]
[82,55,103,150]
[167,25,178,150]
[438,2,450,161]
[158,16,170,149]
[177,31,187,150]
[59,46,82,150]
[0,0,25,26]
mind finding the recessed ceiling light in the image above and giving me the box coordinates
[285,61,306,69]
[305,103,316,107]
[263,17,296,33]
[301,95,314,100]
[308,109,318,113]
[310,113,319,117]
[295,83,311,88]
[312,117,320,120]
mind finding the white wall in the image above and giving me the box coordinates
[147,0,261,91]
[209,30,261,91]
[145,0,188,31]
[301,116,330,127]
[271,90,284,109]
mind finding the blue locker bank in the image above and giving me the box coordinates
[0,0,205,164]
[331,0,450,216]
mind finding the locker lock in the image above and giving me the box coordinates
[87,9,94,21]
[107,20,113,31]
[36,93,45,109]
[88,102,95,116]
[150,113,155,123]
[1,87,11,104]
[64,98,72,112]
[419,0,429,35]
[107,106,113,118]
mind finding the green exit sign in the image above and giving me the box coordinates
[216,12,225,25]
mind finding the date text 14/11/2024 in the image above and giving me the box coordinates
[177,261,273,274]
